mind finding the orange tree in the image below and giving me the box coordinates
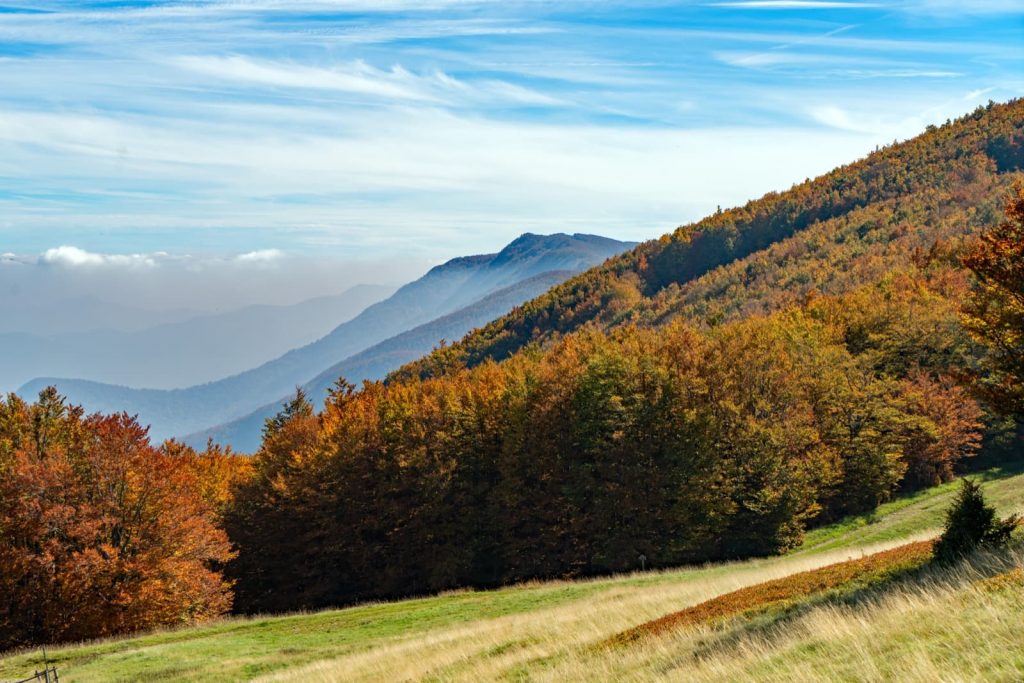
[962,186,1024,416]
[0,389,235,650]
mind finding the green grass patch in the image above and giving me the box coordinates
[797,461,1024,554]
[0,583,609,682]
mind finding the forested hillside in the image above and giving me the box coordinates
[396,99,1024,382]
[225,101,1024,614]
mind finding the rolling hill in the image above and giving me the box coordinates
[19,233,635,441]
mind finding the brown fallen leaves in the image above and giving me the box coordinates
[612,540,935,645]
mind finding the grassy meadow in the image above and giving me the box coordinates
[2,463,1023,683]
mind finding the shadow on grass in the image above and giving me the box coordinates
[970,456,1024,481]
[798,459,1024,553]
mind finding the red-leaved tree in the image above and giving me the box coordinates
[0,389,235,650]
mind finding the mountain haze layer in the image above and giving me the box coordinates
[20,234,635,441]
[0,285,393,392]
[0,296,201,336]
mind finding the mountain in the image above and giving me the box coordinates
[188,270,575,452]
[20,234,635,441]
[0,285,394,392]
[395,99,1024,382]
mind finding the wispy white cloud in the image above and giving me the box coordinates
[714,50,963,78]
[40,246,162,269]
[896,0,1024,15]
[172,55,567,108]
[0,0,1018,267]
[805,87,996,136]
[0,104,883,250]
[175,56,438,101]
[235,248,286,263]
[712,1,883,8]
[964,87,996,100]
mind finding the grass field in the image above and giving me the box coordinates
[2,463,1022,682]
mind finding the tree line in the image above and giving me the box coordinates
[223,265,995,613]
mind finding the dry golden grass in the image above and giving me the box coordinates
[253,535,945,683]
[583,545,1024,683]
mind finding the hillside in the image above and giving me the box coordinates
[2,465,1020,682]
[190,270,575,452]
[396,99,1024,382]
[19,234,634,440]
[215,101,1024,619]
[0,285,393,392]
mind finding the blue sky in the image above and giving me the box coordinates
[0,0,1021,270]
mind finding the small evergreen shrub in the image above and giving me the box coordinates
[933,478,1020,564]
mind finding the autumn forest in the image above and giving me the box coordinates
[1,98,1022,652]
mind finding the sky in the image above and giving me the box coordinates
[0,0,1021,310]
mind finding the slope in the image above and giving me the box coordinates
[0,285,393,392]
[396,99,1024,382]
[2,464,1020,683]
[190,270,575,452]
[18,234,634,440]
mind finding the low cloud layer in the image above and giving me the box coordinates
[40,246,164,269]
[0,247,425,324]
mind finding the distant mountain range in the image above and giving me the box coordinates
[0,285,394,392]
[188,269,575,452]
[21,233,635,445]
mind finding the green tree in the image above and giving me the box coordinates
[933,478,1019,564]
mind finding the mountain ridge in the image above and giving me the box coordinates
[393,99,1024,383]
